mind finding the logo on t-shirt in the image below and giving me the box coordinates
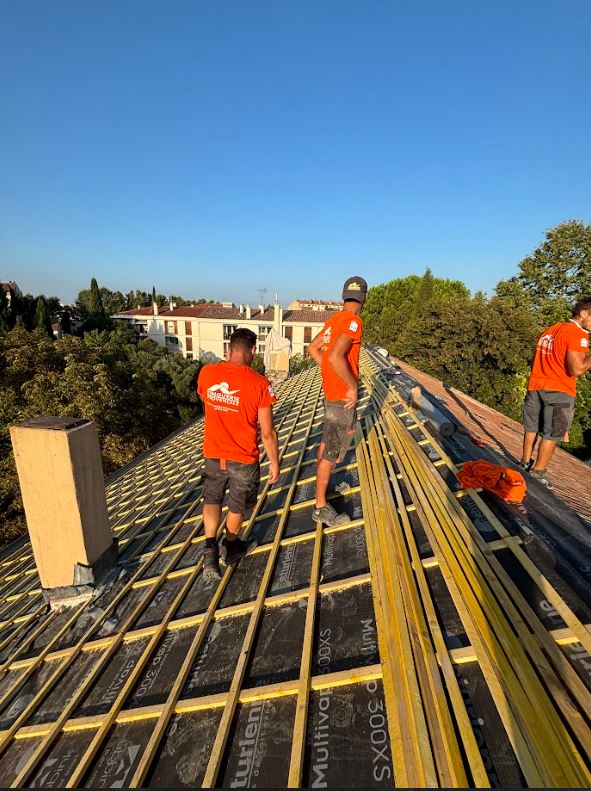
[268,384,276,398]
[207,381,240,406]
[582,338,589,348]
[322,326,332,345]
[538,333,554,353]
[349,320,359,332]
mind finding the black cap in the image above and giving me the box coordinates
[342,276,368,302]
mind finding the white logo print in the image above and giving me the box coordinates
[538,333,554,353]
[208,381,240,395]
[349,320,358,332]
[581,338,589,348]
[207,381,240,406]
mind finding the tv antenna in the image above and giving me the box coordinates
[257,287,268,304]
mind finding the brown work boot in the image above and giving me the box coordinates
[203,544,221,580]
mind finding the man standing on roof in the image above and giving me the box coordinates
[197,328,280,578]
[521,296,591,489]
[308,276,367,526]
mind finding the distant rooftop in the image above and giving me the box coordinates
[114,305,337,323]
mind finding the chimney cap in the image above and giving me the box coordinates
[17,416,90,432]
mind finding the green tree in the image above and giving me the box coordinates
[35,297,52,337]
[251,354,265,374]
[289,353,315,375]
[0,325,204,546]
[496,220,591,326]
[0,287,9,332]
[45,296,62,317]
[89,278,105,315]
[413,268,435,317]
[396,296,538,419]
[61,307,72,335]
[76,278,114,332]
[363,273,469,352]
[169,295,193,307]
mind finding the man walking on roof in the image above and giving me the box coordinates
[520,296,591,489]
[308,276,367,526]
[197,328,280,578]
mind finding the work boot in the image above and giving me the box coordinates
[530,469,554,490]
[203,544,221,580]
[312,502,351,527]
[222,536,251,564]
[518,460,533,472]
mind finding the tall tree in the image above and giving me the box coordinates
[35,297,52,336]
[89,278,105,316]
[363,273,469,352]
[496,220,591,325]
[0,287,8,332]
[413,269,435,318]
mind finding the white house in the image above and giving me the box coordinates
[112,302,337,361]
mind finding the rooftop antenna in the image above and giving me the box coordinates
[257,287,268,305]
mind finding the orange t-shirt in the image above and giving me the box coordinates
[197,362,277,463]
[528,320,590,397]
[320,310,364,401]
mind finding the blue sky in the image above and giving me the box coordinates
[1,1,590,305]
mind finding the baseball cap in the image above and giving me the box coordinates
[342,276,368,302]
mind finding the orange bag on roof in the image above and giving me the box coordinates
[456,460,526,504]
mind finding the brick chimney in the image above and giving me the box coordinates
[10,417,116,607]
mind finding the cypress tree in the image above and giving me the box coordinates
[89,278,105,316]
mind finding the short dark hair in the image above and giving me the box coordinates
[229,327,257,353]
[572,296,591,317]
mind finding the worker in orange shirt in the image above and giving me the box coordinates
[308,276,367,526]
[521,296,591,488]
[197,328,280,578]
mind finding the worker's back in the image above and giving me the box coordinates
[197,361,276,463]
[528,320,589,396]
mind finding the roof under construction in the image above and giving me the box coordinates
[1,350,591,787]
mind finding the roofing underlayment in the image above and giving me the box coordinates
[1,350,591,787]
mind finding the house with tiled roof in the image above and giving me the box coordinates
[112,301,337,360]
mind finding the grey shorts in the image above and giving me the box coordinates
[321,398,357,463]
[203,458,260,513]
[522,389,575,442]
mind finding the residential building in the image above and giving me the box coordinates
[288,298,342,311]
[112,302,337,360]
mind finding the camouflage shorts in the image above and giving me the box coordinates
[321,398,357,463]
